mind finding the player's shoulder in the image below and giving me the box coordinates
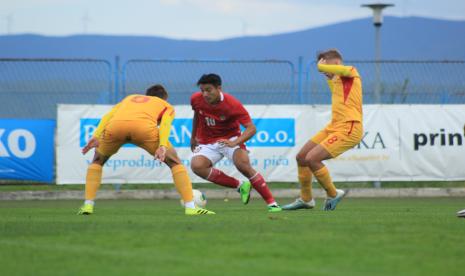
[349,65,359,72]
[158,97,173,107]
[346,65,360,77]
[124,93,153,100]
[122,94,137,100]
[120,94,141,103]
[222,92,243,106]
[191,92,202,100]
[190,92,203,104]
[145,95,173,108]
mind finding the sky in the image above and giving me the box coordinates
[1,0,464,40]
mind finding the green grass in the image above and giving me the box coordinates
[0,198,463,276]
[1,180,464,191]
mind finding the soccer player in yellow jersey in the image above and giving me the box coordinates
[77,84,215,215]
[283,49,363,211]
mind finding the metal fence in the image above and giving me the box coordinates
[305,60,465,104]
[122,59,296,104]
[1,58,464,119]
[0,58,113,119]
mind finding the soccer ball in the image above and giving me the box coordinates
[180,189,207,208]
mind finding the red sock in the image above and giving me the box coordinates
[249,173,275,205]
[207,168,240,189]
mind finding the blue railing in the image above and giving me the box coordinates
[1,57,464,119]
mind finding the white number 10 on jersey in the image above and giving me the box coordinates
[205,117,216,126]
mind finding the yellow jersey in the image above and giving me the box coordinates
[111,94,174,124]
[93,94,175,147]
[318,64,363,124]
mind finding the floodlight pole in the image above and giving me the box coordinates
[361,3,394,103]
[362,3,394,188]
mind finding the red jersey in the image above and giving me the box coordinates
[191,92,252,144]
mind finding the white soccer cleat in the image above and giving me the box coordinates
[457,209,465,218]
[282,198,316,210]
[323,189,346,211]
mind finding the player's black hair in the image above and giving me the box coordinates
[197,73,222,87]
[146,84,168,99]
[317,49,343,61]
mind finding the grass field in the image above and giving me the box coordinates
[0,198,463,276]
[1,180,464,191]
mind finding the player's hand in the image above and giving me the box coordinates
[155,146,167,162]
[82,137,99,155]
[218,139,237,148]
[318,58,332,79]
[318,58,333,79]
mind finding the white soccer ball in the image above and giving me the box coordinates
[180,189,207,208]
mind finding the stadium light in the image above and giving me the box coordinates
[362,3,394,188]
[362,3,394,103]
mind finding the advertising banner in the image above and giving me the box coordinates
[0,119,55,182]
[57,104,465,184]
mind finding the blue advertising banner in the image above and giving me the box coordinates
[80,118,295,148]
[0,119,55,182]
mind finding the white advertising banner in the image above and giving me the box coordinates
[56,104,465,184]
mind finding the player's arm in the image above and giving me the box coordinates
[218,104,255,147]
[82,103,121,154]
[155,107,175,162]
[230,121,256,147]
[317,63,357,77]
[190,111,199,152]
[92,103,120,139]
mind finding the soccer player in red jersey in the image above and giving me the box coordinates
[190,73,282,212]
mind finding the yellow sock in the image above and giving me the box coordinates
[298,166,313,202]
[313,166,337,197]
[85,164,102,200]
[171,164,194,203]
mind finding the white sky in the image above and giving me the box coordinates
[1,0,464,40]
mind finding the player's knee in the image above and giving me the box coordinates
[92,152,108,165]
[305,153,321,166]
[190,159,206,174]
[295,153,307,165]
[190,161,200,173]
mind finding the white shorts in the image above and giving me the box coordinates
[191,138,244,165]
